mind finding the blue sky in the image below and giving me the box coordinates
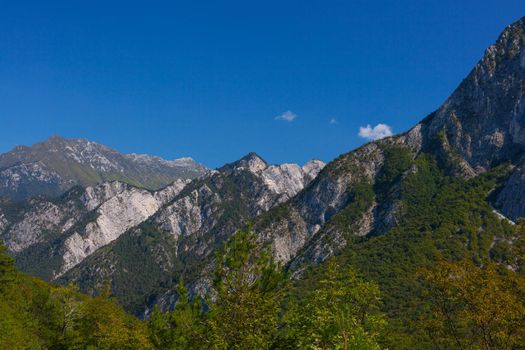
[1,1,524,167]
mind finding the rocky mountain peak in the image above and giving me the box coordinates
[221,152,269,174]
[420,16,525,174]
[302,159,326,179]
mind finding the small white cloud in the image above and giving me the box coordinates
[275,111,297,122]
[329,118,338,125]
[358,123,393,141]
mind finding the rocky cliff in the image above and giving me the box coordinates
[1,179,189,279]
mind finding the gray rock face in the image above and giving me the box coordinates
[1,179,189,278]
[423,17,525,173]
[0,212,7,233]
[60,179,189,275]
[2,153,324,284]
[0,136,208,200]
[128,153,325,258]
[254,140,393,265]
[6,200,77,253]
[496,164,525,220]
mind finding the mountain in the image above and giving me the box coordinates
[0,153,325,312]
[0,179,190,279]
[132,14,525,316]
[1,16,525,342]
[0,136,208,200]
[253,15,525,267]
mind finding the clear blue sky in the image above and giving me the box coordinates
[1,1,524,167]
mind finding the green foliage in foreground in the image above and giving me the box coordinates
[147,229,387,350]
[278,260,386,350]
[3,223,525,349]
[418,259,525,349]
[0,245,153,350]
[1,231,385,350]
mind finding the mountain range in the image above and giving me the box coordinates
[0,135,208,200]
[1,15,525,337]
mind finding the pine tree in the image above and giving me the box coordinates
[0,242,16,292]
[208,228,287,349]
[148,305,174,349]
[280,259,386,350]
[171,279,207,349]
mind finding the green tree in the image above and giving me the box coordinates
[280,259,386,350]
[148,305,174,349]
[76,292,153,350]
[148,279,207,350]
[419,259,525,349]
[171,280,207,349]
[0,243,16,292]
[207,228,287,349]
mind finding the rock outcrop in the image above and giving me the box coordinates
[1,179,189,278]
[496,164,525,221]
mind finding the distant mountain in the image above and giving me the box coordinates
[0,136,208,200]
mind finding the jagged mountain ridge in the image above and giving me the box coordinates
[64,13,525,312]
[0,135,208,200]
[53,153,325,313]
[0,179,190,279]
[0,153,325,307]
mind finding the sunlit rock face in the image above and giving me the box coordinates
[1,152,324,283]
[0,179,189,278]
[60,179,189,275]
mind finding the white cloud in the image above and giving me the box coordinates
[358,123,393,141]
[275,111,297,122]
[329,118,338,125]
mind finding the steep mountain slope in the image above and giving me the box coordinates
[292,159,522,349]
[1,153,324,313]
[252,16,525,269]
[422,18,525,175]
[0,136,207,200]
[0,179,189,280]
[230,18,525,347]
